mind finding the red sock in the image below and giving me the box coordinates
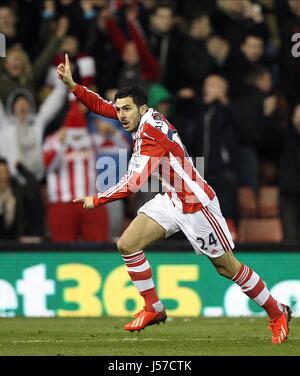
[232,264,283,319]
[122,251,161,312]
[262,296,284,320]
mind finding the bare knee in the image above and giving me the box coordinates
[211,253,242,279]
[117,237,137,255]
[215,265,235,279]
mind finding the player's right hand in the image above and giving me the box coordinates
[73,196,95,209]
[57,53,76,90]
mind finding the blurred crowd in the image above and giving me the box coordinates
[0,0,300,244]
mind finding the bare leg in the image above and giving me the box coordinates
[117,213,166,255]
[117,213,166,317]
[209,250,286,333]
[209,250,241,279]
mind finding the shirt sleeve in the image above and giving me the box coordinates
[42,133,66,172]
[71,84,118,119]
[93,123,168,207]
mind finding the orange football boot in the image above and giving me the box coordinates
[269,305,292,344]
[124,308,167,332]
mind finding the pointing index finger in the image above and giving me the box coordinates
[73,198,84,203]
[65,53,70,68]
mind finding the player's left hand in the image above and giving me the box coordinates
[73,196,95,209]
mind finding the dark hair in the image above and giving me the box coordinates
[241,32,264,45]
[114,86,147,108]
[151,1,176,16]
[246,65,270,85]
[13,94,29,104]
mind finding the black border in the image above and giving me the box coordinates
[0,355,298,373]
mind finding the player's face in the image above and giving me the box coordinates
[115,97,146,132]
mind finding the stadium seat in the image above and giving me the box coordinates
[258,186,279,218]
[260,161,278,185]
[238,218,283,243]
[238,187,257,217]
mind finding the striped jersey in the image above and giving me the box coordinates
[43,129,129,203]
[72,84,215,213]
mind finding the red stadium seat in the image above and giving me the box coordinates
[238,218,283,243]
[258,186,279,218]
[238,187,257,217]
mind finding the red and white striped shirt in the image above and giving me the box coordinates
[72,85,215,213]
[43,131,98,203]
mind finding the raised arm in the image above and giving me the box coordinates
[0,99,8,130]
[35,82,67,128]
[57,53,118,119]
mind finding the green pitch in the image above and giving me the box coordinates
[0,317,299,356]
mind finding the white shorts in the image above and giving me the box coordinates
[138,193,235,258]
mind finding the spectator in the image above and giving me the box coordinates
[0,158,22,240]
[0,16,69,106]
[0,83,67,181]
[234,65,289,188]
[178,13,229,96]
[280,103,300,243]
[257,67,289,184]
[233,66,269,192]
[191,75,239,231]
[104,7,160,92]
[15,1,44,59]
[0,156,45,241]
[42,0,97,48]
[84,5,122,93]
[15,162,45,239]
[144,1,185,92]
[43,100,109,242]
[0,5,19,50]
[147,83,174,120]
[225,33,266,98]
[45,34,96,90]
[212,0,269,55]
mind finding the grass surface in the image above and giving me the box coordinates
[0,316,299,356]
